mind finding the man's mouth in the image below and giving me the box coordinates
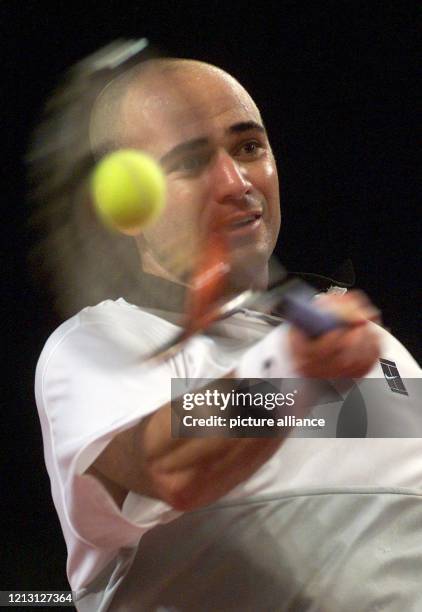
[225,211,263,233]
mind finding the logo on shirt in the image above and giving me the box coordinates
[379,358,408,395]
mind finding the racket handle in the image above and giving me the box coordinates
[281,284,345,338]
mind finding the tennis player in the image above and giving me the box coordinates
[35,55,421,611]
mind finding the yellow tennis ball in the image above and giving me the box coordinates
[90,149,166,234]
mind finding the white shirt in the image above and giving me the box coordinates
[35,298,422,611]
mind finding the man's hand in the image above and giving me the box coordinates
[289,290,381,378]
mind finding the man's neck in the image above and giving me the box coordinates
[140,249,190,286]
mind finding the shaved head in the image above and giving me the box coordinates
[90,56,280,292]
[89,59,262,155]
[30,48,280,317]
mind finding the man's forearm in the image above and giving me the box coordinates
[89,373,284,511]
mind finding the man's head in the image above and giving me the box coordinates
[91,59,281,293]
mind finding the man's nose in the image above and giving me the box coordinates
[210,150,252,203]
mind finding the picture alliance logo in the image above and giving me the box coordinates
[173,373,419,438]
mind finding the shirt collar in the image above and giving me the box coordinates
[135,260,354,323]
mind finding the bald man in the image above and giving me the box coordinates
[35,56,422,611]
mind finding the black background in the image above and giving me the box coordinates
[2,1,420,595]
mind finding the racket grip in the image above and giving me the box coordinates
[281,285,346,338]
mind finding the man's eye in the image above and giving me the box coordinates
[179,157,202,171]
[237,141,264,158]
[171,152,210,174]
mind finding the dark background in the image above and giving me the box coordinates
[2,0,419,596]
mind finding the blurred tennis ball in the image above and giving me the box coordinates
[90,149,166,234]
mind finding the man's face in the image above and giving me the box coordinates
[119,62,281,292]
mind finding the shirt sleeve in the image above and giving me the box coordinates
[35,311,182,549]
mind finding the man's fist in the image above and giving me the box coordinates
[289,291,381,378]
